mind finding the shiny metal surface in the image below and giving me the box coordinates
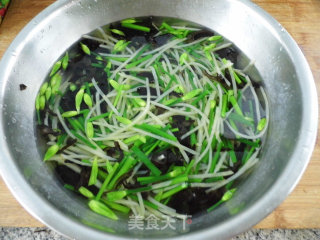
[0,0,317,239]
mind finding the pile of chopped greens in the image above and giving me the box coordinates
[36,17,269,221]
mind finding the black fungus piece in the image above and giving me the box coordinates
[150,152,169,173]
[19,84,27,91]
[69,52,84,64]
[77,57,97,80]
[94,79,110,113]
[129,36,148,48]
[68,57,93,80]
[93,69,108,87]
[68,39,100,67]
[56,165,80,187]
[151,149,184,173]
[229,160,242,173]
[96,46,110,55]
[123,179,144,190]
[154,106,166,115]
[169,91,183,98]
[80,38,100,52]
[187,30,213,42]
[45,107,57,117]
[114,171,133,189]
[105,142,123,160]
[166,150,184,166]
[38,124,60,136]
[167,187,225,215]
[141,192,149,199]
[137,87,158,97]
[171,115,194,148]
[77,167,99,194]
[224,69,233,87]
[152,33,173,47]
[203,71,229,89]
[216,47,238,65]
[60,88,78,112]
[137,71,154,83]
[234,142,247,156]
[58,138,77,154]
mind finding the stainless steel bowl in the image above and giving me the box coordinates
[0,0,317,239]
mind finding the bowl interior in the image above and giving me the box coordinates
[0,0,316,239]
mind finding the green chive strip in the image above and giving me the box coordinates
[145,140,161,156]
[228,112,254,128]
[242,146,256,165]
[238,138,260,148]
[209,141,223,173]
[40,82,48,95]
[88,200,118,220]
[208,101,216,133]
[257,118,267,131]
[113,40,130,52]
[75,88,85,113]
[88,112,110,122]
[160,22,175,32]
[221,94,228,118]
[121,23,150,32]
[45,87,52,100]
[134,124,177,142]
[105,160,113,174]
[132,146,162,176]
[191,90,210,106]
[137,167,185,185]
[50,61,61,77]
[80,43,91,55]
[64,184,75,191]
[110,29,125,36]
[229,150,237,164]
[116,116,132,125]
[79,186,94,199]
[121,18,137,24]
[44,144,59,161]
[123,135,146,144]
[125,54,153,69]
[67,118,85,132]
[107,156,137,191]
[101,198,131,214]
[106,56,129,62]
[70,130,97,149]
[95,162,119,201]
[39,95,46,110]
[207,189,236,212]
[130,44,151,63]
[98,169,108,181]
[83,93,93,108]
[186,159,196,174]
[155,183,188,201]
[233,71,242,84]
[61,111,78,118]
[62,52,69,70]
[229,95,244,116]
[88,157,99,186]
[86,122,94,138]
[106,190,128,202]
[182,89,202,101]
[91,63,104,68]
[56,134,67,146]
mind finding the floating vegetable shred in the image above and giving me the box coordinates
[36,17,269,221]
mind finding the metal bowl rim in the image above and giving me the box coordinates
[0,0,317,239]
